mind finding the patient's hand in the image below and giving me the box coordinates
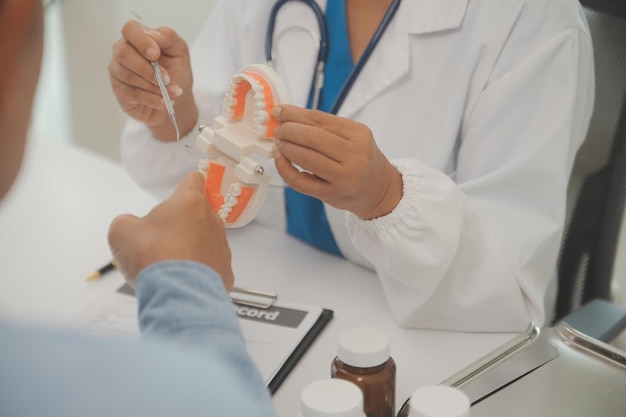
[108,171,234,290]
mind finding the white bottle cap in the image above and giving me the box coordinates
[408,385,470,417]
[337,327,390,368]
[298,379,365,417]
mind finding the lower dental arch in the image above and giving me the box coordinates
[195,64,289,227]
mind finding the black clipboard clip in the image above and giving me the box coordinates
[230,286,277,309]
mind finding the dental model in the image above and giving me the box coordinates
[196,64,290,227]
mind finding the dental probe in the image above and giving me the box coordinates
[131,12,182,144]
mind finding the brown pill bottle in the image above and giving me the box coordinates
[331,327,396,417]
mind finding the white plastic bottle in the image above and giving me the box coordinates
[298,379,366,417]
[407,385,470,417]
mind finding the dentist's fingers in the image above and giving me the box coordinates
[274,137,342,182]
[272,105,403,219]
[275,122,349,163]
[121,19,161,61]
[111,25,182,93]
[109,20,196,139]
[110,38,162,89]
[273,105,357,139]
[273,148,328,194]
[111,79,170,111]
[150,26,190,59]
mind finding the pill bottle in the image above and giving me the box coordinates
[298,378,366,417]
[330,327,396,417]
[405,385,470,417]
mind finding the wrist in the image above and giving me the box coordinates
[357,165,403,220]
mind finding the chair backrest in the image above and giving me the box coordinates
[555,0,626,322]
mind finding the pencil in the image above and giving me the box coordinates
[86,260,117,280]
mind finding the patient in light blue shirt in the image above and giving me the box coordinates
[0,1,275,416]
[0,262,275,417]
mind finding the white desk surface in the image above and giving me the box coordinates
[0,136,516,417]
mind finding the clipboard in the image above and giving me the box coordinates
[227,287,335,393]
[231,295,334,394]
[268,308,333,394]
[79,283,333,395]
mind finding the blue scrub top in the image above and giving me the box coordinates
[284,0,353,257]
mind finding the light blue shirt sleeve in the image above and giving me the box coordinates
[0,260,276,417]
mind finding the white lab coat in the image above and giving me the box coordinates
[121,0,595,331]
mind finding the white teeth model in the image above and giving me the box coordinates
[217,183,243,221]
[254,125,268,137]
[255,111,268,123]
[196,64,289,228]
[222,74,273,139]
[198,159,209,172]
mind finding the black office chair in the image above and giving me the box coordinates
[555,0,626,324]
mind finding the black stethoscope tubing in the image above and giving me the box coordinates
[265,0,402,115]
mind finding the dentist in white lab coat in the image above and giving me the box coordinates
[109,0,595,332]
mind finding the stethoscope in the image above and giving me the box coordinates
[265,0,402,115]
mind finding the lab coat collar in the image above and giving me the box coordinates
[406,0,469,34]
[303,0,470,35]
[270,0,470,118]
[338,0,468,118]
[304,0,470,34]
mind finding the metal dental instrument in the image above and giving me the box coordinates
[131,12,182,145]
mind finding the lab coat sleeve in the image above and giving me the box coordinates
[346,28,595,332]
[120,0,264,201]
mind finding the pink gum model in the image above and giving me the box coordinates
[196,64,290,227]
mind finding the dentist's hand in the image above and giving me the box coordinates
[272,105,403,220]
[108,172,234,291]
[109,20,198,141]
